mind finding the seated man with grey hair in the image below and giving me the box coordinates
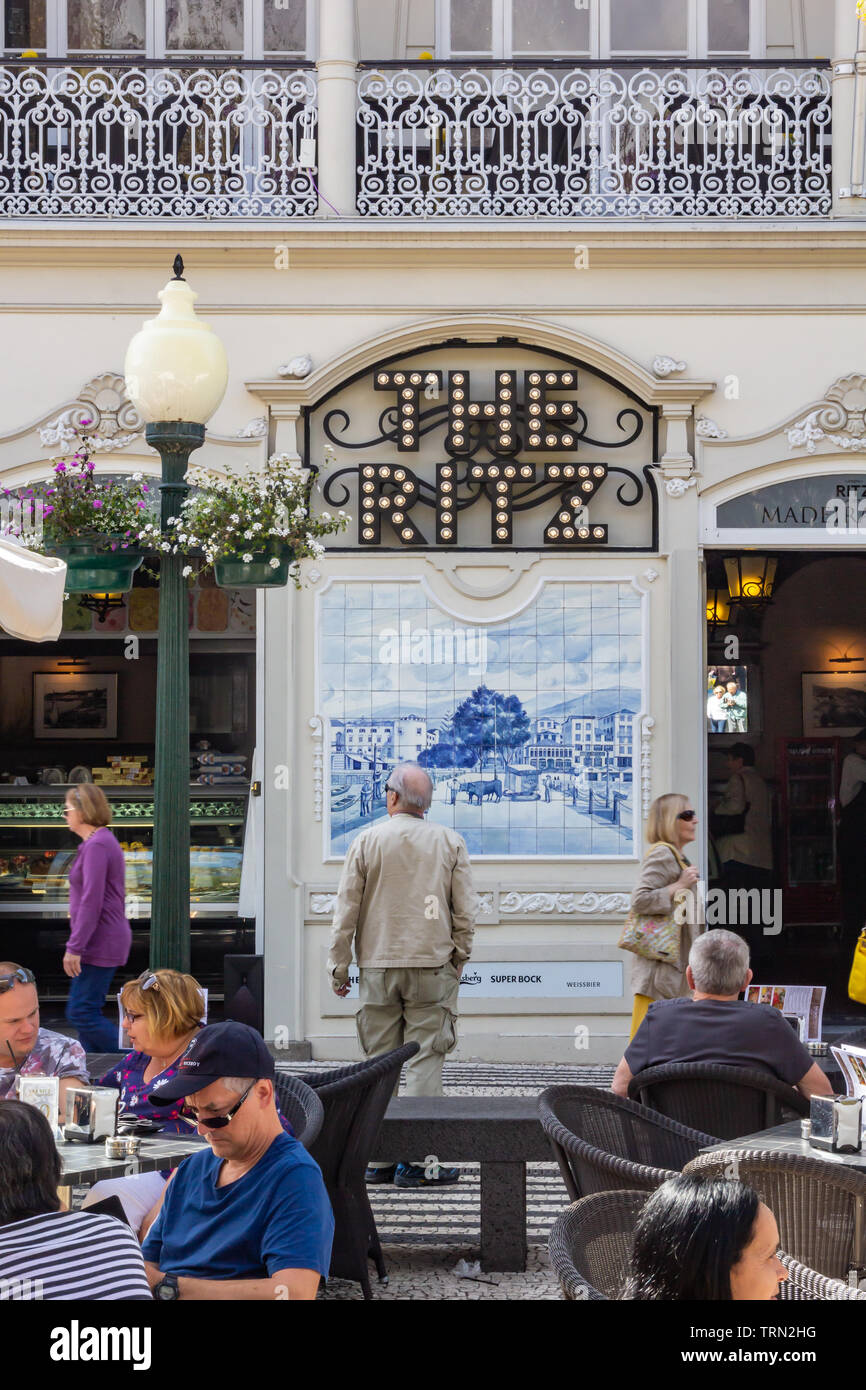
[612,930,832,1102]
[328,761,476,1188]
[143,1022,333,1300]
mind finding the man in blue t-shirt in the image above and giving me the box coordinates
[142,1022,333,1301]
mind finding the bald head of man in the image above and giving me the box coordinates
[385,763,433,818]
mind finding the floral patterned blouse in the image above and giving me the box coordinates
[98,1048,294,1137]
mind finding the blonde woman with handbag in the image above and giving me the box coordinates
[625,793,702,1040]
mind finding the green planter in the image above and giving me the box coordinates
[49,538,144,594]
[213,547,293,590]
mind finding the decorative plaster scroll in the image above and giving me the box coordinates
[787,376,866,453]
[40,371,144,450]
[310,893,336,914]
[310,889,494,916]
[278,355,314,379]
[640,715,655,821]
[643,569,658,583]
[238,417,268,439]
[309,715,324,822]
[499,891,629,915]
[665,476,697,498]
[652,356,686,377]
[695,416,728,440]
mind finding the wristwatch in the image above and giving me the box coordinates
[154,1274,180,1301]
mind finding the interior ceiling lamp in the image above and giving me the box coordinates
[706,588,734,636]
[723,555,778,609]
[78,592,126,624]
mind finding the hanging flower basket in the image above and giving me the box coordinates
[213,544,294,590]
[49,537,144,594]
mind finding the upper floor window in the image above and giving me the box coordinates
[2,0,313,57]
[438,0,764,60]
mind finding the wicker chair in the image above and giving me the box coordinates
[548,1194,866,1301]
[779,1253,866,1300]
[303,1042,420,1299]
[273,1072,324,1149]
[548,1190,648,1300]
[684,1148,866,1281]
[538,1085,716,1200]
[628,1062,809,1140]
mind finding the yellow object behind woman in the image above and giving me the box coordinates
[629,993,653,1040]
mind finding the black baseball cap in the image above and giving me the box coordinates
[147,1021,275,1104]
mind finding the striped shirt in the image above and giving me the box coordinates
[0,1210,152,1300]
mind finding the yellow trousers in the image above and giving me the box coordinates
[629,993,653,1040]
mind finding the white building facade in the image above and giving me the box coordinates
[0,0,865,1058]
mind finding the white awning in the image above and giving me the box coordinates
[0,538,66,643]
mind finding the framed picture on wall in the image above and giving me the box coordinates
[802,672,866,738]
[33,673,118,740]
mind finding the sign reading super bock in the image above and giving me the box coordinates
[309,345,657,551]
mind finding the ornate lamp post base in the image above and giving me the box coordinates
[147,420,205,971]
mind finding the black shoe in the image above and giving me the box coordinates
[364,1164,398,1184]
[393,1162,460,1188]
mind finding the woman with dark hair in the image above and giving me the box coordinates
[0,1100,150,1300]
[623,1175,788,1301]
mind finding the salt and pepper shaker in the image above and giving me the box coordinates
[800,1118,812,1140]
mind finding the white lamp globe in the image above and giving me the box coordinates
[124,256,228,425]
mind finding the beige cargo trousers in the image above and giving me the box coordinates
[357,960,461,1096]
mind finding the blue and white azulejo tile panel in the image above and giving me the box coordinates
[319,580,641,858]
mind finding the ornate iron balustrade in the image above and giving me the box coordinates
[0,62,317,218]
[357,63,832,218]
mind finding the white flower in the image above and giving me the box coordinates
[321,511,332,521]
[243,530,253,540]
[182,565,192,577]
[242,553,253,563]
[268,556,280,569]
[252,521,262,531]
[132,472,143,482]
[230,513,240,524]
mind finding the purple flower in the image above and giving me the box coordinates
[92,499,102,509]
[54,462,66,473]
[43,505,54,515]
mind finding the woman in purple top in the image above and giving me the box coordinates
[62,784,131,1054]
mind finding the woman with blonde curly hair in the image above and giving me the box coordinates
[627,793,703,1040]
[85,969,293,1234]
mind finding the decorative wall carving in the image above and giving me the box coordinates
[310,889,496,916]
[665,476,697,497]
[40,371,143,450]
[238,417,268,439]
[652,356,686,377]
[640,715,655,821]
[279,355,314,379]
[499,891,629,914]
[787,374,866,454]
[695,416,728,440]
[309,715,324,822]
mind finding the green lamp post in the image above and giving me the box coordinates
[123,256,229,970]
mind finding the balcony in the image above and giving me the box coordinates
[0,60,318,218]
[0,57,835,221]
[357,62,832,219]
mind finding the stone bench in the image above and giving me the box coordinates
[374,1095,553,1272]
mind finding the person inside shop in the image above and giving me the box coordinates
[142,1022,333,1301]
[83,969,296,1236]
[626,793,702,1041]
[63,784,132,1054]
[0,962,88,1106]
[0,1100,152,1301]
[612,929,833,1101]
[622,1175,788,1301]
[720,679,748,733]
[837,728,866,1005]
[711,743,774,974]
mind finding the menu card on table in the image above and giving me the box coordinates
[744,983,826,1044]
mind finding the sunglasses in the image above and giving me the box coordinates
[136,971,160,992]
[677,810,697,822]
[384,783,395,794]
[180,1080,255,1129]
[0,967,35,995]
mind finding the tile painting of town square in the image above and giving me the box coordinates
[320,580,642,858]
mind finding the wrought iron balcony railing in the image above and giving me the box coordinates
[356,61,832,219]
[0,60,317,218]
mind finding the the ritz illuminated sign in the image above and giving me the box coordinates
[317,363,658,551]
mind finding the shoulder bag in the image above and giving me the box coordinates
[618,841,690,966]
[849,929,866,1006]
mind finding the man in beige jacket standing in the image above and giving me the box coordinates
[327,761,476,1188]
